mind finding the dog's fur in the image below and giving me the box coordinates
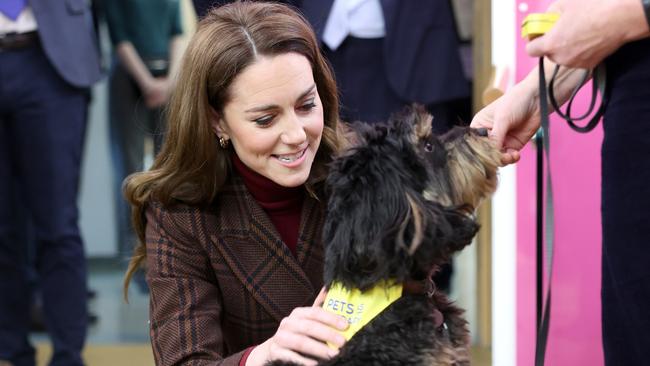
[271,106,500,365]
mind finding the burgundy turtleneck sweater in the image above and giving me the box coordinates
[231,154,305,256]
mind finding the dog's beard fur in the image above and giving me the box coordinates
[425,126,501,211]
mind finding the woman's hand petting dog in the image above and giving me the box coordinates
[247,288,348,366]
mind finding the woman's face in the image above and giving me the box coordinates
[214,53,324,187]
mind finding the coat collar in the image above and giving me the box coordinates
[209,175,325,322]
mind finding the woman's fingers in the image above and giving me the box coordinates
[313,287,327,307]
[266,306,348,364]
[269,347,319,366]
[288,317,346,348]
[280,308,347,346]
[272,306,347,361]
[290,307,349,331]
[274,327,340,360]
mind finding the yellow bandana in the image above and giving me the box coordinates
[323,280,403,344]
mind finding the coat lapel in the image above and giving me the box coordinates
[209,177,325,322]
[380,0,398,34]
[294,194,325,292]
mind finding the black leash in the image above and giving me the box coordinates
[534,57,607,366]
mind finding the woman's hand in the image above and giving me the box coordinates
[247,288,348,366]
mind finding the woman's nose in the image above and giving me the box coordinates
[280,113,307,145]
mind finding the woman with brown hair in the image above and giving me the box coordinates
[123,2,348,365]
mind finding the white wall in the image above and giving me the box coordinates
[491,0,517,365]
[79,19,118,257]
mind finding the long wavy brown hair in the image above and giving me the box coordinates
[123,1,342,297]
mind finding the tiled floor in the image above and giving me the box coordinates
[85,264,150,344]
[32,262,491,366]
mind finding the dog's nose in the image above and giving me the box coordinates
[474,128,489,137]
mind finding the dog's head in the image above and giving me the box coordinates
[323,105,501,290]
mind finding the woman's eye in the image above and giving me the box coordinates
[254,115,274,126]
[298,101,317,112]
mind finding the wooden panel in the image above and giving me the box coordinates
[473,0,493,350]
[37,344,154,366]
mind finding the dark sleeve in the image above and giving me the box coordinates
[145,203,247,366]
[170,0,184,37]
[102,0,129,46]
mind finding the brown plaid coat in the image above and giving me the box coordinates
[144,175,325,365]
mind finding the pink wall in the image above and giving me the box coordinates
[514,1,604,365]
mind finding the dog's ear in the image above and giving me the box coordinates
[344,121,392,150]
[323,162,409,290]
[343,104,433,151]
[323,153,426,290]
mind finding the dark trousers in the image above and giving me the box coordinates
[322,36,471,134]
[108,62,164,258]
[601,39,650,365]
[0,44,88,366]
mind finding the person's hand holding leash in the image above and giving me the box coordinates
[470,0,644,164]
[526,0,650,69]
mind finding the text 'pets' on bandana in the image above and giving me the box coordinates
[323,281,403,345]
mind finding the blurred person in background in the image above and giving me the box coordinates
[0,1,101,365]
[297,0,471,132]
[102,0,185,287]
[471,0,650,363]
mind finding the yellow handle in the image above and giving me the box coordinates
[521,13,560,40]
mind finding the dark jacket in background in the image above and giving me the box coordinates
[192,0,300,19]
[31,0,102,87]
[298,0,469,106]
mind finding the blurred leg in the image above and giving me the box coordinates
[0,106,36,366]
[8,45,88,366]
[601,39,650,365]
[108,63,145,258]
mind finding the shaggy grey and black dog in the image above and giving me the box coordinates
[271,106,500,366]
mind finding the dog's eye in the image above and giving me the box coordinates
[424,142,433,152]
